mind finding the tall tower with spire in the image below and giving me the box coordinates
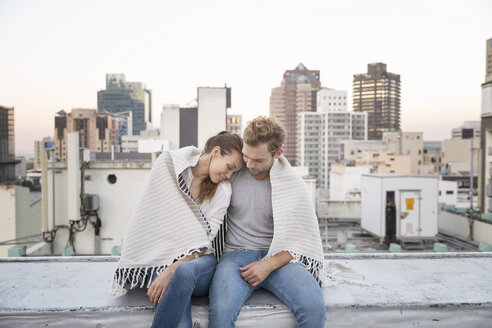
[269,63,321,165]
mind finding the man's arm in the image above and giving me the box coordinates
[240,251,293,287]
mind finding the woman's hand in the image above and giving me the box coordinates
[147,267,175,305]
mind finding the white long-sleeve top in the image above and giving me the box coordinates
[181,166,231,241]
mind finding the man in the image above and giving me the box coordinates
[209,116,326,327]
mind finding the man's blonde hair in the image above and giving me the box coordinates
[243,116,286,155]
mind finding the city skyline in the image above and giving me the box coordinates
[1,0,491,156]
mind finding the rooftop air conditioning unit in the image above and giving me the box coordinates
[82,194,99,212]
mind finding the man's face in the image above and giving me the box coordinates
[242,142,281,180]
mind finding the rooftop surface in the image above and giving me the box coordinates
[1,253,491,327]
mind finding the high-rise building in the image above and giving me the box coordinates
[353,63,401,140]
[197,87,230,149]
[97,74,152,136]
[161,104,198,149]
[0,106,17,183]
[480,37,492,213]
[160,86,230,150]
[111,111,133,150]
[226,114,242,135]
[54,109,119,161]
[297,89,367,190]
[270,63,321,165]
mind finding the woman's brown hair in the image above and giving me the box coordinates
[197,131,243,203]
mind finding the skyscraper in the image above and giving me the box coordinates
[0,106,17,183]
[97,74,152,136]
[353,63,401,140]
[270,63,321,165]
[297,89,367,190]
[160,86,230,149]
[161,104,198,149]
[197,87,230,149]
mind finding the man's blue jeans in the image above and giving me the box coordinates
[209,250,326,328]
[149,253,216,328]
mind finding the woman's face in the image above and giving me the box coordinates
[208,147,244,183]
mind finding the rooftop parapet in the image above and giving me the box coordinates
[1,253,491,327]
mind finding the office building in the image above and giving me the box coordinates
[355,152,411,174]
[160,86,229,149]
[441,137,479,175]
[161,104,198,149]
[54,108,119,161]
[270,63,321,164]
[0,106,17,183]
[353,63,401,140]
[197,87,230,149]
[421,141,442,174]
[297,89,367,190]
[342,131,423,174]
[97,74,151,135]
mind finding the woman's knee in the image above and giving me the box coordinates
[173,263,197,283]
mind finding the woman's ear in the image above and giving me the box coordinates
[212,146,221,157]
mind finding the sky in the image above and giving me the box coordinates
[1,0,491,156]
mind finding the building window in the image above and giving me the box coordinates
[446,190,454,195]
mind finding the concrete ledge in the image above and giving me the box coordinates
[1,253,491,327]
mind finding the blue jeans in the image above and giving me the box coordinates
[149,253,217,328]
[209,250,326,328]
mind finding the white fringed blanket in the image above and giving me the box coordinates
[265,155,327,285]
[111,147,211,297]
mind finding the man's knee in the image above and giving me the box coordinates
[297,296,326,326]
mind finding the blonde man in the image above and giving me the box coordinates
[209,116,326,327]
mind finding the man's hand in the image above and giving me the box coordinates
[147,267,174,305]
[240,251,293,287]
[240,260,273,287]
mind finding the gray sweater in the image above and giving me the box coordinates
[224,165,274,252]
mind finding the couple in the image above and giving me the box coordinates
[112,116,326,328]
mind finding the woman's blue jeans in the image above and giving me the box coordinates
[149,253,217,328]
[209,250,326,328]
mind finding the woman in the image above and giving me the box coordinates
[111,131,244,328]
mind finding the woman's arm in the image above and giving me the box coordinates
[147,251,204,305]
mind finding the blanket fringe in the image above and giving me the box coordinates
[111,244,210,297]
[263,250,368,288]
[263,250,325,286]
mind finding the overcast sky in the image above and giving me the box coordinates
[1,0,491,156]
